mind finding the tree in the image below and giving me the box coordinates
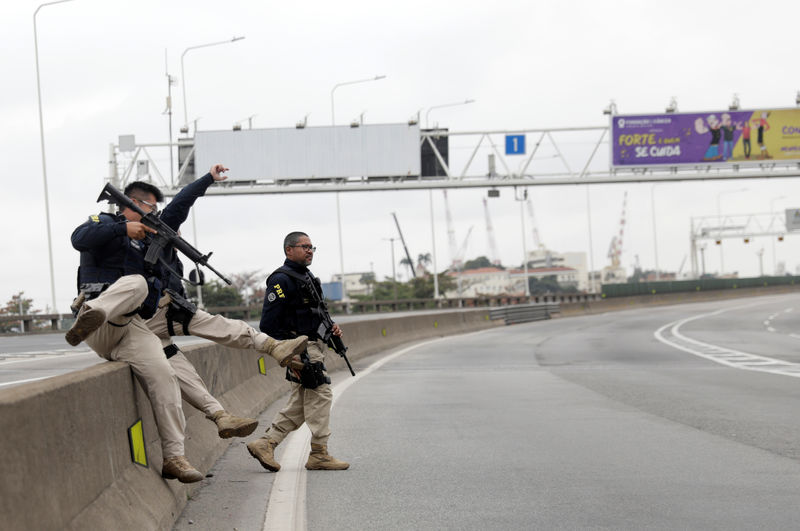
[359,272,376,297]
[463,256,493,270]
[229,270,264,306]
[399,257,414,279]
[0,292,37,333]
[185,280,243,313]
[416,252,432,274]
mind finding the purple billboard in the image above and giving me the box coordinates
[611,108,800,167]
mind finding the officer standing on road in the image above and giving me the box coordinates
[247,231,349,472]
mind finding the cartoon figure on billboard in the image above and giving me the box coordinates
[720,113,736,160]
[695,114,723,161]
[754,111,771,159]
[736,119,751,159]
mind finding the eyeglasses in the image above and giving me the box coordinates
[131,197,158,212]
[290,244,316,252]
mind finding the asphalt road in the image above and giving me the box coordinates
[174,293,800,530]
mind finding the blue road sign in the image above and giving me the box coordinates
[505,134,525,155]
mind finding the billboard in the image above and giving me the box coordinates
[611,108,800,168]
[194,123,421,181]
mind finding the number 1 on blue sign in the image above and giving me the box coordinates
[505,134,525,155]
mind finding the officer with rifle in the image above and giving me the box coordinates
[247,231,350,472]
[65,171,306,483]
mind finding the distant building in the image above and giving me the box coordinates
[526,249,588,291]
[331,271,375,299]
[444,267,510,298]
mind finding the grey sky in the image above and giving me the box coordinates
[3,0,800,312]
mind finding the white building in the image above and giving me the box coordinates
[444,267,511,298]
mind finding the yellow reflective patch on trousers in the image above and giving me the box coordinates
[258,356,267,375]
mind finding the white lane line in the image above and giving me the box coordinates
[262,336,449,531]
[654,301,800,378]
[0,376,53,388]
[0,349,91,365]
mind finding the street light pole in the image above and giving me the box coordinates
[180,36,245,133]
[716,188,748,276]
[424,99,475,129]
[770,195,786,275]
[34,0,75,314]
[330,75,387,126]
[383,237,398,301]
[650,183,661,280]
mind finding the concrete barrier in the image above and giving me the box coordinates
[0,308,499,531]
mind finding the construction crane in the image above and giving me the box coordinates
[391,212,416,278]
[443,190,461,269]
[482,198,501,266]
[525,198,545,251]
[607,191,628,268]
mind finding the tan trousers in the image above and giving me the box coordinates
[265,340,332,446]
[146,292,270,350]
[145,292,273,416]
[82,275,186,458]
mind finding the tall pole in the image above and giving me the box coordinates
[330,75,386,126]
[651,183,660,280]
[716,188,748,277]
[585,186,596,293]
[383,238,398,301]
[181,36,245,132]
[424,99,475,129]
[770,195,786,275]
[34,0,75,314]
[336,193,346,302]
[515,188,530,297]
[429,190,439,299]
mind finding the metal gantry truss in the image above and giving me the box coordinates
[690,212,791,277]
[107,126,800,197]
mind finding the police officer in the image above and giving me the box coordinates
[67,180,204,482]
[144,165,307,437]
[247,231,349,472]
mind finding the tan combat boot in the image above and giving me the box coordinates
[208,410,258,439]
[65,306,106,346]
[260,336,309,366]
[247,437,281,472]
[305,443,349,471]
[161,456,204,483]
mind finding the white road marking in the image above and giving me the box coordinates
[0,349,92,365]
[262,336,449,531]
[0,376,53,388]
[655,301,800,379]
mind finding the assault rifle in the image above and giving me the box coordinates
[97,183,232,285]
[305,273,355,376]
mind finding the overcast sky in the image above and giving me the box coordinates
[3,0,800,312]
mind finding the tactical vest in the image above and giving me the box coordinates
[76,212,162,318]
[267,265,324,339]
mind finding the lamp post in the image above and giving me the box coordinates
[34,0,75,314]
[181,36,245,133]
[514,188,530,297]
[330,75,386,126]
[716,188,748,276]
[770,195,786,275]
[383,237,398,301]
[650,183,663,280]
[329,75,386,306]
[424,99,475,129]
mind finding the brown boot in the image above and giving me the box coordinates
[247,437,281,472]
[65,306,106,346]
[208,410,258,439]
[161,456,204,483]
[305,443,349,470]
[260,336,309,366]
